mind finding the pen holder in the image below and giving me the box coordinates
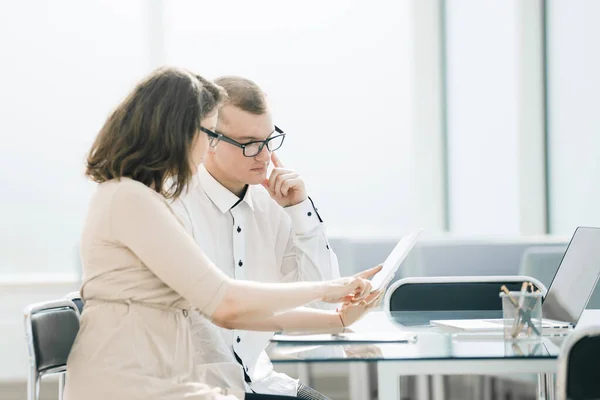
[500,291,543,341]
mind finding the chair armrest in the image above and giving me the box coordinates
[383,275,546,326]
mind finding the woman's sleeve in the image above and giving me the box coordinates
[109,182,230,316]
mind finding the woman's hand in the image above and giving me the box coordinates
[342,264,383,305]
[337,290,383,327]
[354,264,383,280]
[321,265,382,304]
[321,277,371,303]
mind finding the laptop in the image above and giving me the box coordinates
[431,226,600,334]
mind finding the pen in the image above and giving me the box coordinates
[500,285,522,337]
[519,282,528,308]
[500,285,519,308]
[516,286,542,337]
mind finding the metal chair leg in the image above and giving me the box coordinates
[28,373,39,400]
[59,373,66,400]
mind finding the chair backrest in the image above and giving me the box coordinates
[519,245,600,310]
[64,291,84,314]
[518,245,566,290]
[384,275,546,326]
[24,299,80,376]
[557,326,600,400]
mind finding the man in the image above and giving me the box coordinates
[172,76,340,399]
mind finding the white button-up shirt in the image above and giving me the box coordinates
[171,164,340,396]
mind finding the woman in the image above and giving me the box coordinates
[64,67,380,400]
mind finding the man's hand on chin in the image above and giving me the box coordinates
[261,152,308,208]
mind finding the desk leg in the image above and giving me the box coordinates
[297,363,311,387]
[537,373,556,400]
[349,363,371,400]
[481,376,492,400]
[431,375,445,400]
[59,373,66,400]
[546,373,555,400]
[416,375,430,400]
[537,373,547,400]
[377,362,401,400]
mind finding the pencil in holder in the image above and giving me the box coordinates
[500,284,543,341]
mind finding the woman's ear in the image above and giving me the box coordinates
[208,138,219,153]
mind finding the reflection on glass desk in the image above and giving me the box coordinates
[386,310,504,326]
[267,311,567,363]
[271,331,417,345]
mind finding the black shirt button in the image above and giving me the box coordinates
[307,212,312,217]
[237,336,241,343]
[237,226,242,233]
[238,260,243,267]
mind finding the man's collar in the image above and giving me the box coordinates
[197,164,254,213]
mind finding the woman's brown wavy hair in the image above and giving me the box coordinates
[86,67,226,199]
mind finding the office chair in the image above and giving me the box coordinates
[556,326,600,400]
[382,275,546,400]
[64,291,84,314]
[24,299,80,400]
[57,291,84,395]
[518,246,565,291]
[384,275,546,326]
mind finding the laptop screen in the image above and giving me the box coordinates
[542,226,600,324]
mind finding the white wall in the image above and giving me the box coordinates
[0,0,428,279]
[546,0,600,235]
[0,0,157,382]
[0,0,153,275]
[162,0,420,237]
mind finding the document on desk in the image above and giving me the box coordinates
[271,332,417,345]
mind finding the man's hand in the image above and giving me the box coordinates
[261,153,308,207]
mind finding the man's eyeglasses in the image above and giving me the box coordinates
[200,125,286,158]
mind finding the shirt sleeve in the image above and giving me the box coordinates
[284,197,322,235]
[279,197,341,286]
[109,182,230,316]
[169,197,195,236]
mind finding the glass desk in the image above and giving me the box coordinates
[268,310,600,400]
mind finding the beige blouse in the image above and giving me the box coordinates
[64,178,244,400]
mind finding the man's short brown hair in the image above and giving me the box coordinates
[214,76,267,114]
